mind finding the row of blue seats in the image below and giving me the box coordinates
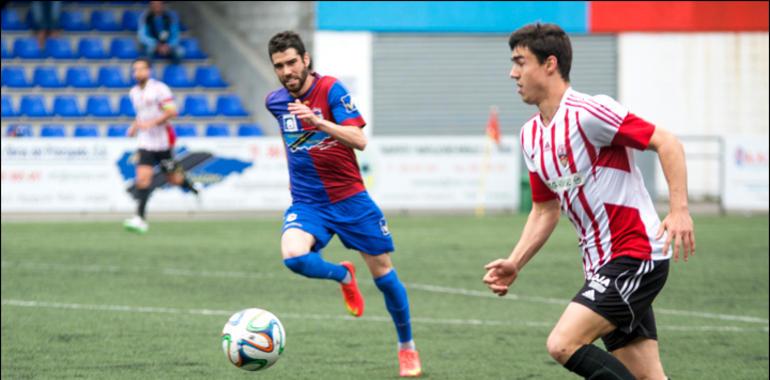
[2,36,206,59]
[2,64,227,88]
[6,123,265,138]
[3,93,250,118]
[2,8,185,32]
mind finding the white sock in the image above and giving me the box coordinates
[340,270,352,285]
[398,340,416,351]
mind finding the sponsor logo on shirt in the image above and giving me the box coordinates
[545,172,584,192]
[340,94,357,113]
[282,114,299,133]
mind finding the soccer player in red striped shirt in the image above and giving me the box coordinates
[483,23,695,380]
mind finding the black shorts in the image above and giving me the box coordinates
[572,256,669,351]
[137,149,179,173]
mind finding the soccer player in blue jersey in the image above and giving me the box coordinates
[265,31,422,377]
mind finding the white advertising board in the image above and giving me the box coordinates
[722,135,769,212]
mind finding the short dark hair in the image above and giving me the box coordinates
[509,23,572,82]
[132,57,152,69]
[268,31,307,59]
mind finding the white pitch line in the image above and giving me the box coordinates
[3,260,768,325]
[2,299,767,334]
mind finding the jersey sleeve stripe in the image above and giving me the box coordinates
[582,96,624,125]
[568,96,623,126]
[575,110,598,178]
[611,113,655,150]
[529,171,558,202]
[565,101,620,129]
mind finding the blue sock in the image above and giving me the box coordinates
[374,269,413,343]
[283,252,347,282]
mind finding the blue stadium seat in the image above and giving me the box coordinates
[107,123,130,137]
[206,123,230,137]
[33,66,65,88]
[74,124,100,137]
[2,9,28,31]
[216,94,249,117]
[2,95,18,117]
[98,66,130,88]
[78,38,108,59]
[163,65,195,88]
[20,95,49,117]
[2,39,12,58]
[45,37,78,59]
[122,9,142,30]
[119,94,136,117]
[60,10,90,31]
[2,66,32,88]
[174,124,198,137]
[91,10,122,31]
[180,38,207,59]
[13,38,43,59]
[195,65,228,88]
[110,37,138,59]
[87,95,117,117]
[238,123,264,137]
[66,66,97,88]
[41,124,67,138]
[182,95,214,117]
[53,95,84,117]
[6,125,33,137]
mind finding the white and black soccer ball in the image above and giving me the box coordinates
[221,308,286,371]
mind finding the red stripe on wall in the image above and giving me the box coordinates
[590,1,769,32]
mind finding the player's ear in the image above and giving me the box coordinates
[303,52,311,67]
[546,55,558,75]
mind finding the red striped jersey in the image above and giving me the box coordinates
[520,87,671,279]
[129,78,177,151]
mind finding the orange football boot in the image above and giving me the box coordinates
[339,261,364,317]
[398,349,422,377]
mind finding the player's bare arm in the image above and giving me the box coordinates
[288,99,368,150]
[647,127,696,262]
[483,198,561,296]
[129,106,178,135]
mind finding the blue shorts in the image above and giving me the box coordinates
[282,191,395,255]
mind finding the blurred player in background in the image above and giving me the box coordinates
[123,58,199,234]
[265,31,422,377]
[483,23,695,379]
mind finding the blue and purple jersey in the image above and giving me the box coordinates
[266,73,367,204]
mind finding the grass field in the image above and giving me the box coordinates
[2,214,768,379]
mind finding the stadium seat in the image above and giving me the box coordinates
[121,9,142,30]
[45,37,78,59]
[238,123,264,137]
[6,125,33,137]
[216,94,249,117]
[33,66,65,88]
[2,39,12,58]
[206,123,230,137]
[66,66,97,88]
[53,95,84,117]
[174,123,198,137]
[13,37,44,59]
[180,38,207,59]
[182,95,214,117]
[2,9,28,30]
[110,37,138,59]
[2,95,18,117]
[60,10,90,31]
[162,65,195,88]
[119,94,136,117]
[74,124,100,137]
[2,66,32,88]
[195,65,228,88]
[91,10,122,31]
[107,123,130,137]
[20,95,49,117]
[40,124,67,138]
[87,95,117,117]
[78,38,108,59]
[98,66,130,88]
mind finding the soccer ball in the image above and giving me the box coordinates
[221,308,286,371]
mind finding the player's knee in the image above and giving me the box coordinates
[546,331,577,364]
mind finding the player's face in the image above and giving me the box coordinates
[510,46,548,105]
[132,61,151,84]
[271,48,310,94]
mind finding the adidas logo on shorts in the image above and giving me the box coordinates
[581,289,595,301]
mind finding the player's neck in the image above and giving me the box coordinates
[137,79,149,89]
[537,81,569,126]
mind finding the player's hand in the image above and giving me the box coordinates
[288,99,321,129]
[482,259,519,297]
[656,210,695,262]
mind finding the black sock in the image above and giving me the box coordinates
[136,188,151,219]
[564,344,636,380]
[181,177,198,194]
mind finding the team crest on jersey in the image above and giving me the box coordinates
[340,94,357,113]
[557,145,569,167]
